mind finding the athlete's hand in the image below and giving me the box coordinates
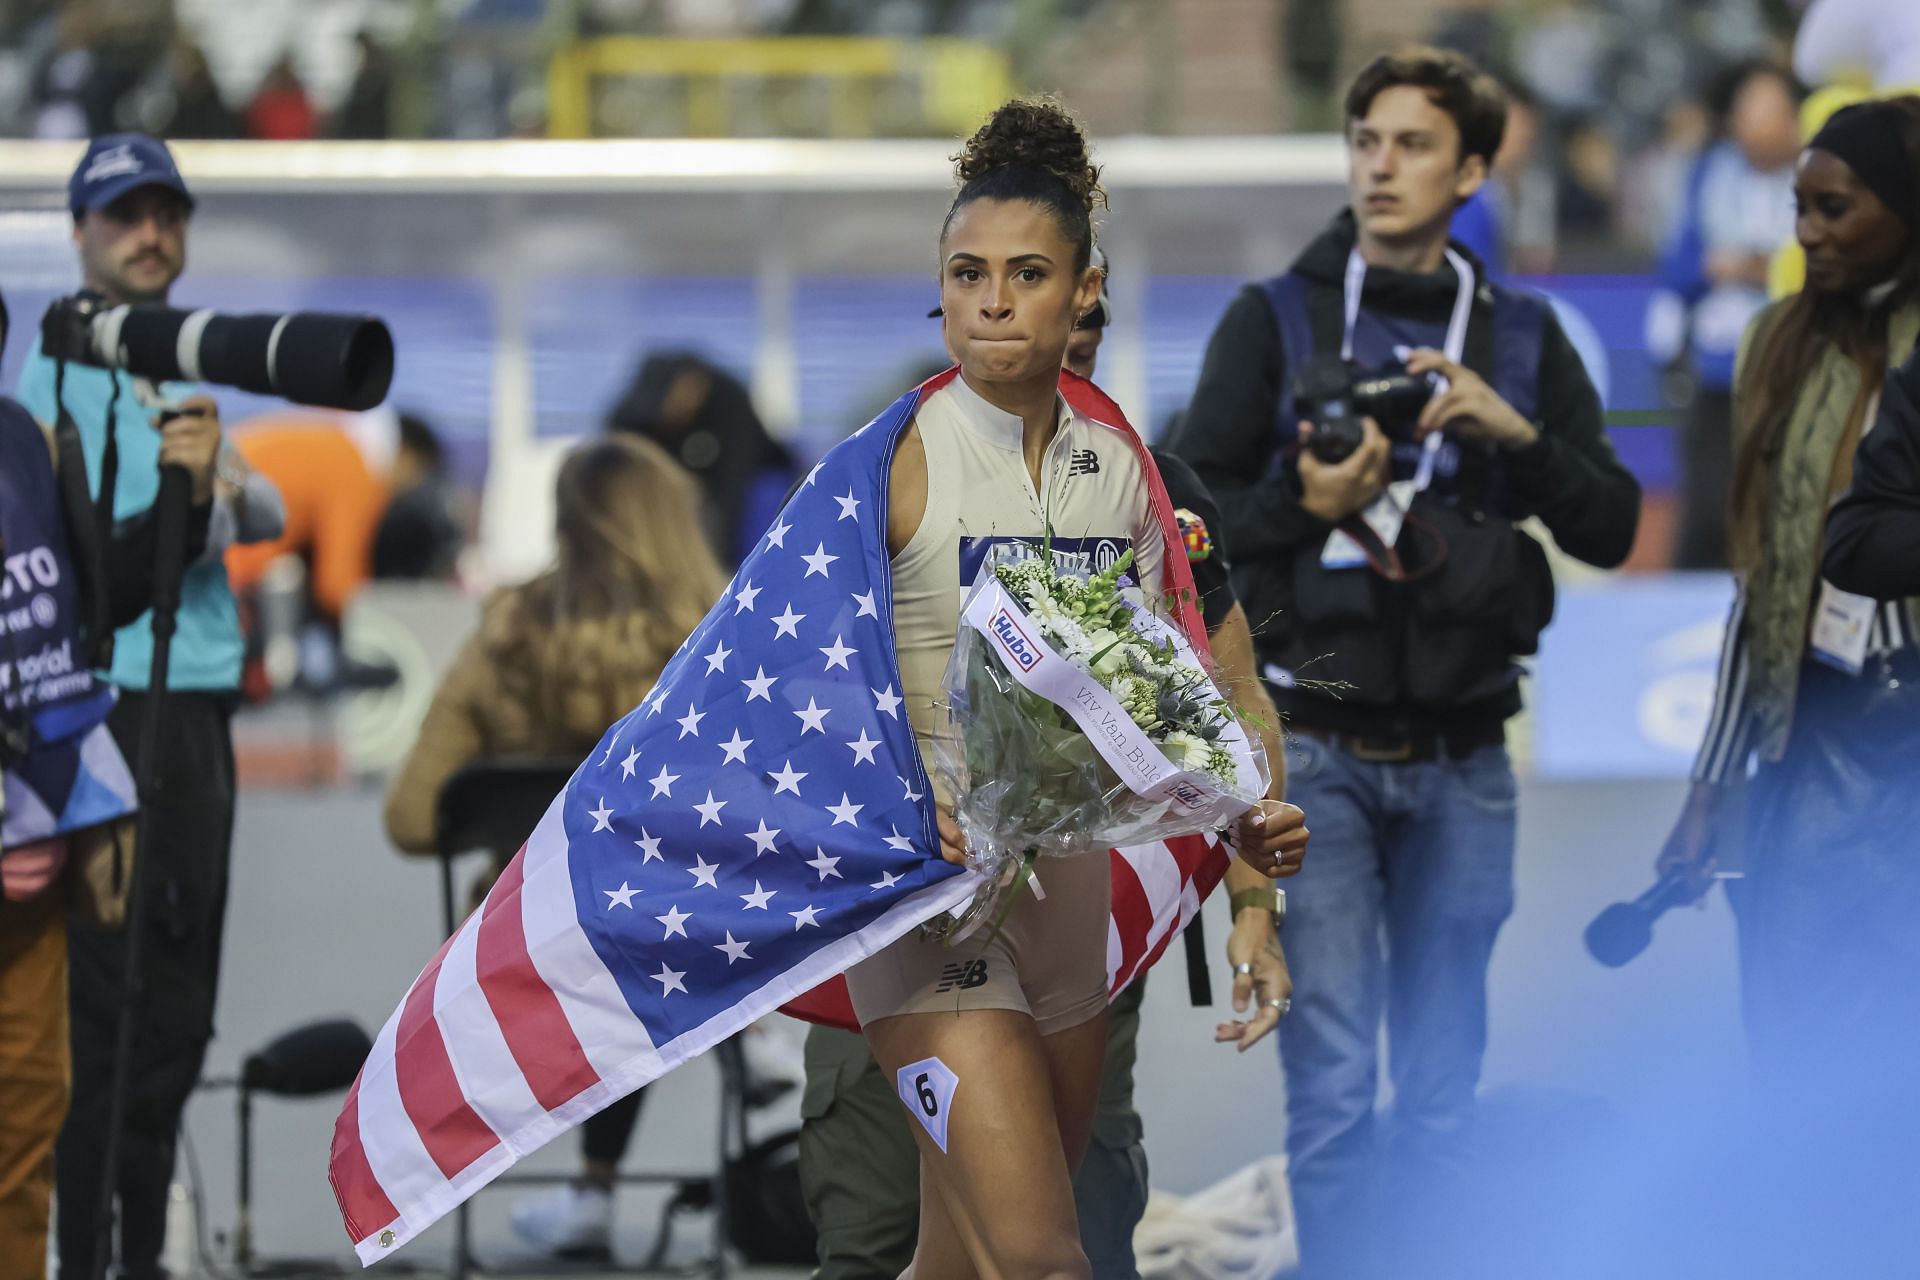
[1215,910,1292,1053]
[936,806,968,867]
[1229,799,1308,879]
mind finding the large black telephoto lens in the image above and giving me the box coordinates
[43,295,394,412]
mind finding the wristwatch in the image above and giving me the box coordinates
[1230,886,1286,929]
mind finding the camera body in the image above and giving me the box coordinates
[1295,352,1439,465]
[37,291,107,370]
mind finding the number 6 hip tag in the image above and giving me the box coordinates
[895,1057,960,1153]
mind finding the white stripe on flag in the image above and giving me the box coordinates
[435,909,546,1150]
[1121,841,1184,937]
[1105,914,1125,990]
[516,797,667,1090]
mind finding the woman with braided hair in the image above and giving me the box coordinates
[841,99,1307,1279]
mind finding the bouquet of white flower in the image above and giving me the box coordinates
[928,542,1267,940]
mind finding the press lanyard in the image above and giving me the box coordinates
[1340,246,1475,492]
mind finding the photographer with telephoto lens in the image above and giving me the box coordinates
[1171,48,1639,1279]
[0,281,222,1279]
[12,133,284,1280]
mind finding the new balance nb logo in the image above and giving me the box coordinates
[935,960,990,992]
[1069,449,1100,477]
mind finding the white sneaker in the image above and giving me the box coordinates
[509,1183,613,1259]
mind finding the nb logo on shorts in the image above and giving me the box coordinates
[1069,448,1101,477]
[936,960,990,992]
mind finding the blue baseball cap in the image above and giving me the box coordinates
[68,133,195,218]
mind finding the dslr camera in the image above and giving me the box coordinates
[40,292,393,412]
[1295,352,1440,465]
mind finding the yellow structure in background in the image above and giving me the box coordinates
[547,37,1014,139]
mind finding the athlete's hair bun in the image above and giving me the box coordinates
[955,97,1106,215]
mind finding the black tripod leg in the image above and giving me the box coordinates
[89,465,193,1280]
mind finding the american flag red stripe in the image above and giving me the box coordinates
[1113,833,1229,991]
[394,952,498,1179]
[329,1089,398,1244]
[474,854,602,1111]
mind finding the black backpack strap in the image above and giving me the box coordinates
[1477,285,1550,515]
[53,406,116,670]
[1487,284,1549,423]
[1256,273,1316,435]
[1181,908,1211,1006]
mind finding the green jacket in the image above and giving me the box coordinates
[1736,297,1920,766]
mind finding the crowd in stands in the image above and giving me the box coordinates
[0,0,1811,268]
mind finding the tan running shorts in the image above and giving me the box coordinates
[846,847,1112,1036]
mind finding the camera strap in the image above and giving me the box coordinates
[1339,246,1475,494]
[1322,247,1475,571]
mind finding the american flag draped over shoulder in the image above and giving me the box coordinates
[329,369,1231,1263]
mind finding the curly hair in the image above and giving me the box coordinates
[943,96,1106,271]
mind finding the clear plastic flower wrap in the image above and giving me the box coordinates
[925,543,1269,941]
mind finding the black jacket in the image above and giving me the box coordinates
[1171,212,1640,731]
[1825,349,1920,599]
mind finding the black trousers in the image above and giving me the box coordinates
[583,1089,643,1166]
[57,691,235,1280]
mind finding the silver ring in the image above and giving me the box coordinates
[1265,996,1291,1016]
[1232,962,1253,976]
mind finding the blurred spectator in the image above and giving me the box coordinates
[372,413,463,581]
[1556,116,1623,249]
[1794,0,1920,91]
[146,41,240,140]
[224,419,389,625]
[332,31,393,140]
[245,54,317,141]
[30,4,102,139]
[1648,59,1802,569]
[1515,0,1610,119]
[1283,0,1342,131]
[383,432,724,855]
[224,412,465,631]
[1617,95,1713,256]
[438,33,509,139]
[608,351,796,566]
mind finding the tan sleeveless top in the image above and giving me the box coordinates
[890,376,1165,799]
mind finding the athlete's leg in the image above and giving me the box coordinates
[865,1007,1105,1280]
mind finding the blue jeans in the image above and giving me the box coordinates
[1276,733,1517,1279]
